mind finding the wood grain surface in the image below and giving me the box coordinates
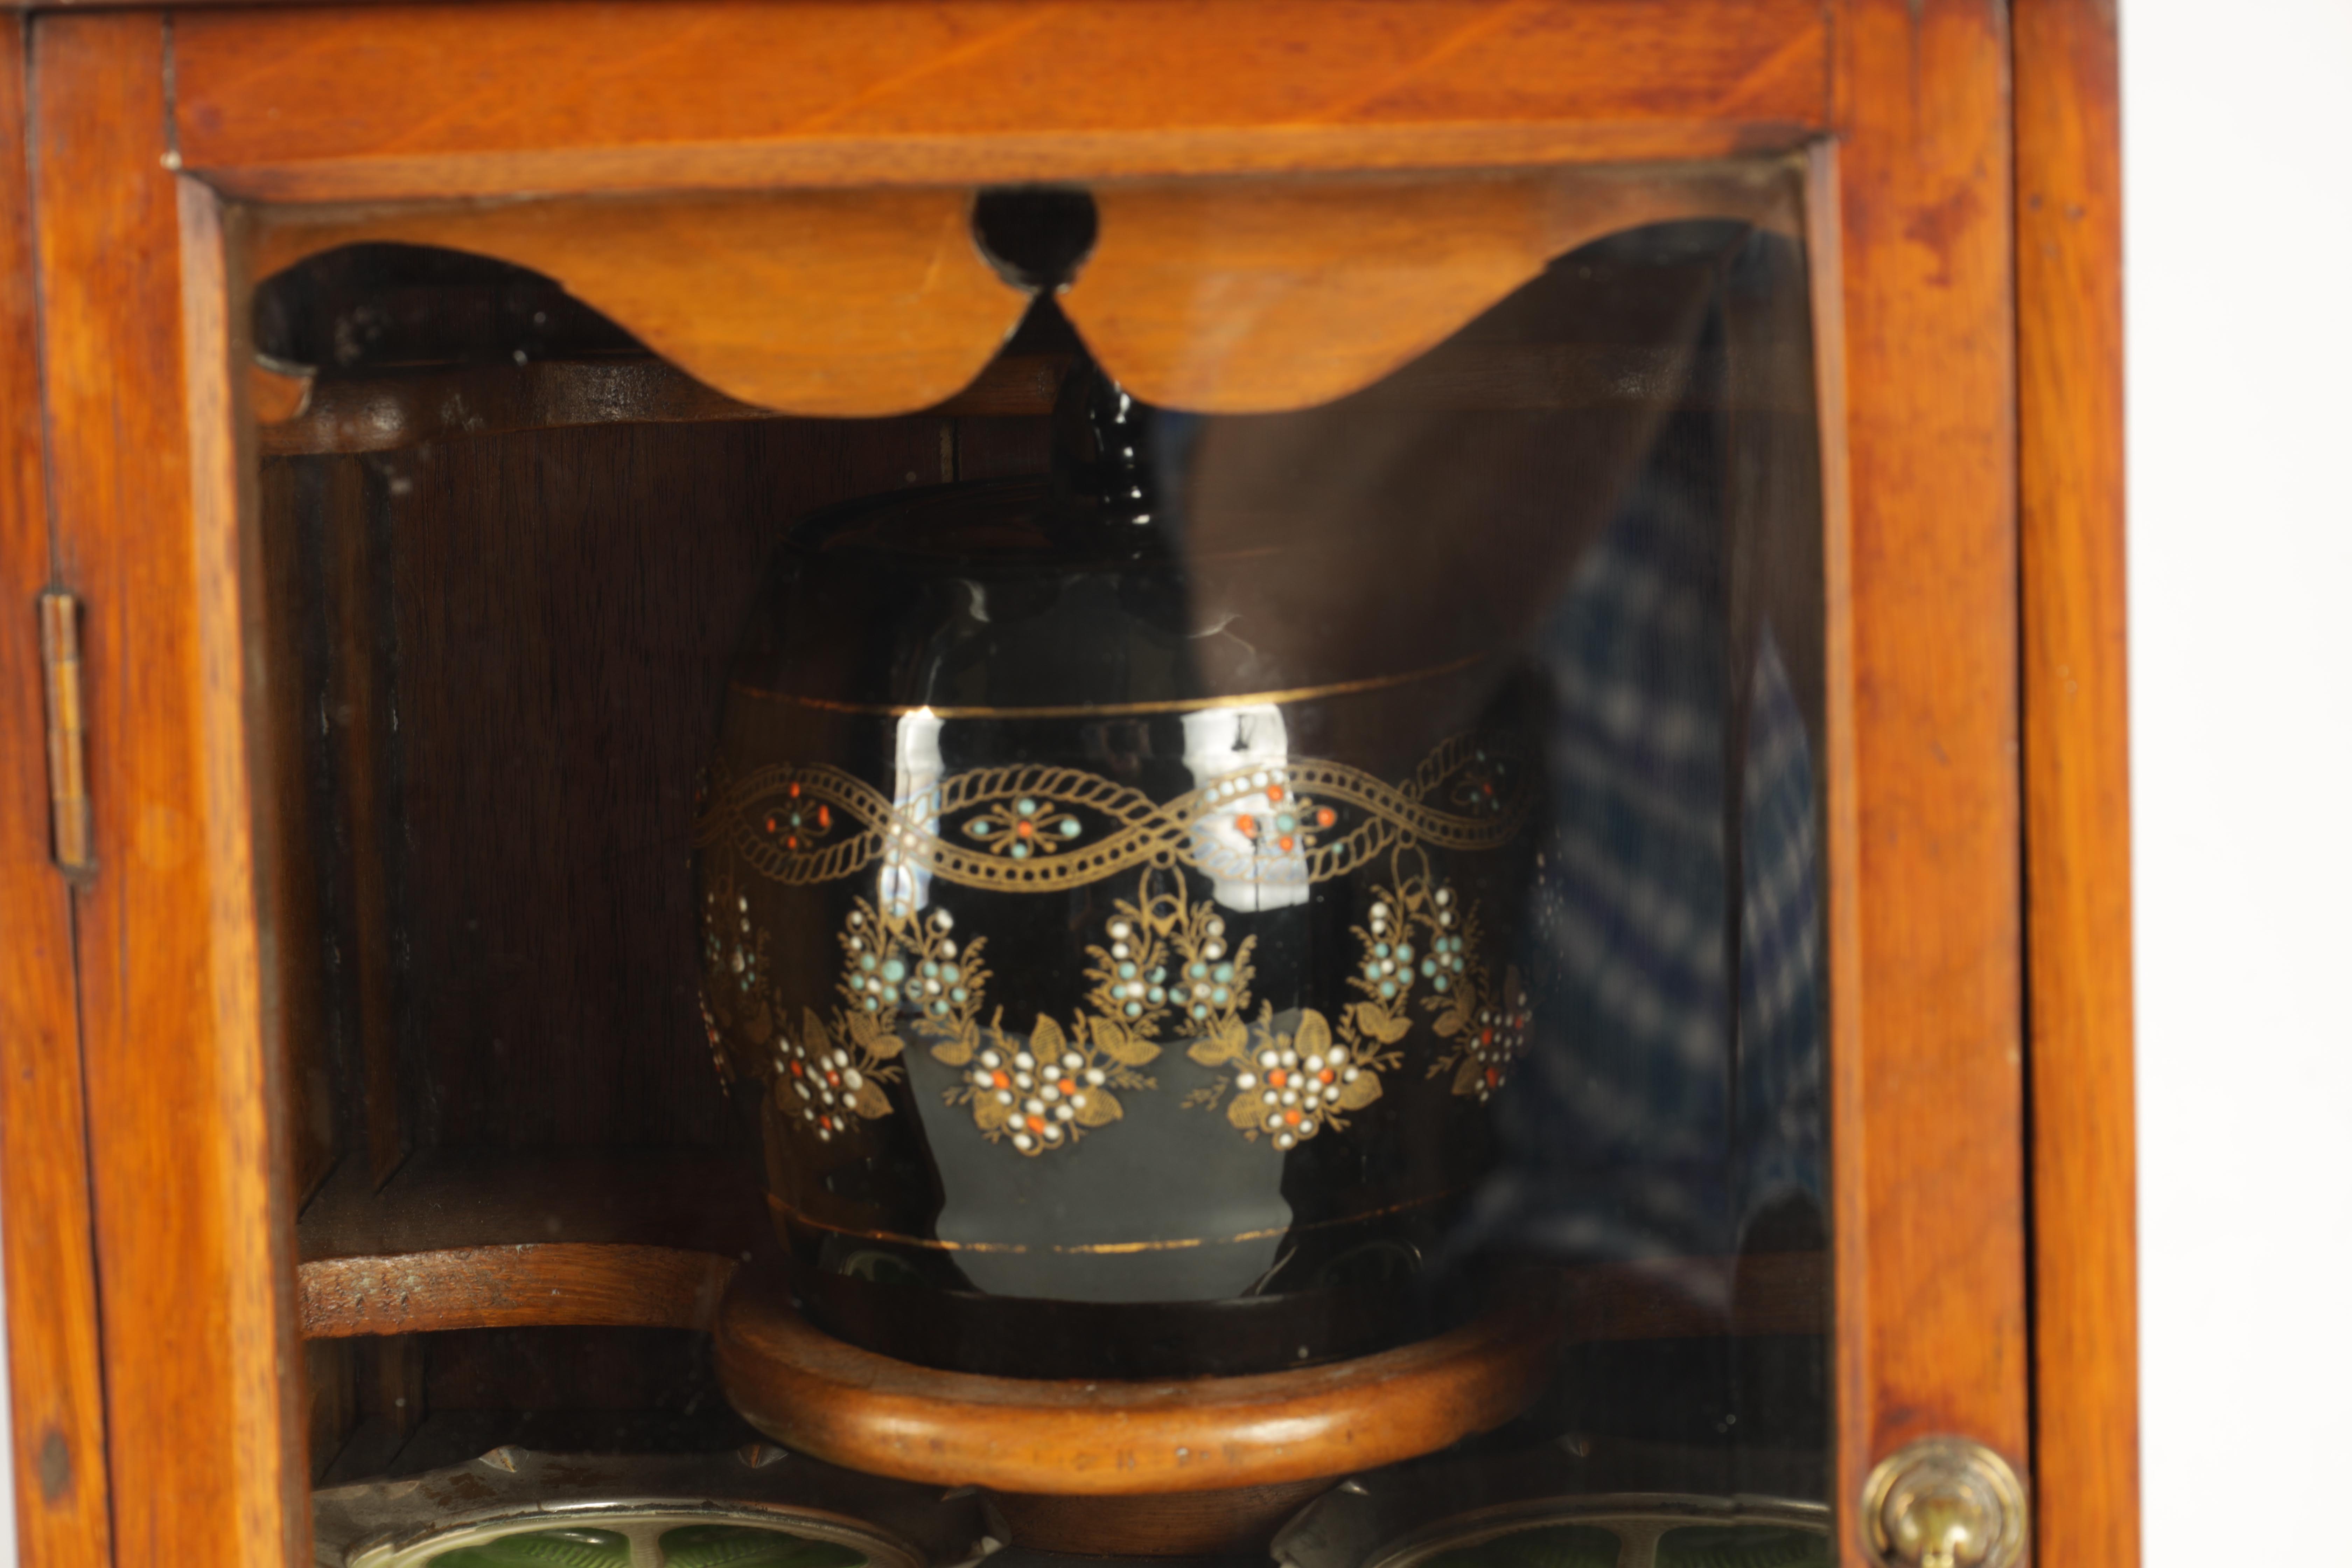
[2015,1,2140,1563]
[0,17,115,1568]
[719,1277,1559,1495]
[1821,1,2031,1559]
[31,14,304,1567]
[301,1243,736,1338]
[173,0,1831,202]
[1065,164,1800,412]
[252,190,1027,417]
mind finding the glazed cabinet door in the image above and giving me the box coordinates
[0,3,2105,1567]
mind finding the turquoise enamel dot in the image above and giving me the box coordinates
[1016,798,1038,816]
[969,820,991,836]
[1010,843,1030,859]
[1379,980,1398,999]
[1059,819,1081,837]
[881,959,905,982]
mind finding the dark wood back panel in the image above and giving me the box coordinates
[268,415,971,1153]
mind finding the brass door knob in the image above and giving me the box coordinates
[1860,1437,2027,1568]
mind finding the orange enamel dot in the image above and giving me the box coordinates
[1027,1116,1047,1133]
[1318,1069,1335,1084]
[1486,1068,1501,1086]
[789,783,801,797]
[817,805,831,828]
[1015,820,1034,837]
[826,1071,840,1086]
[1480,1029,1494,1046]
[1268,1070,1287,1088]
[1276,835,1295,851]
[1058,1079,1077,1096]
[1316,808,1336,827]
[1266,784,1285,803]
[1284,1109,1302,1125]
[789,1061,803,1077]
[1235,814,1258,836]
[992,1071,1010,1089]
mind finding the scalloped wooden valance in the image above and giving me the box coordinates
[251,161,1800,418]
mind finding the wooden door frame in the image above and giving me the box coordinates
[0,2,2133,1564]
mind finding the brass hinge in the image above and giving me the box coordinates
[38,590,93,876]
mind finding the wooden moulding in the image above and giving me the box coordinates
[294,1147,765,1338]
[0,14,115,1567]
[248,163,1799,425]
[1823,0,2031,1555]
[250,189,1030,418]
[300,1244,737,1340]
[1065,163,1799,413]
[2014,0,2141,1562]
[171,0,1833,203]
[716,1275,1561,1497]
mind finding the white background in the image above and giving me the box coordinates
[1,2,2348,1560]
[2126,0,2352,1561]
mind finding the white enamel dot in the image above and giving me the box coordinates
[980,1050,1001,1069]
[1013,1133,1034,1151]
[1236,1072,1259,1090]
[1042,1124,1063,1143]
[1085,1068,1106,1086]
[994,1090,1014,1106]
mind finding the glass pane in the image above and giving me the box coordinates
[1654,1526,1832,1568]
[1423,1524,1622,1568]
[264,169,1828,1557]
[427,1528,631,1567]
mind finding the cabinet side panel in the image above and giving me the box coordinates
[31,13,301,1568]
[1825,0,2030,1558]
[2015,0,2139,1563]
[0,15,114,1568]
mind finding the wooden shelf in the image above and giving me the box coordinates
[296,1147,764,1339]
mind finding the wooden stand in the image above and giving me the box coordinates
[714,1272,1559,1555]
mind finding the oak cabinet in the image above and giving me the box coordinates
[0,5,2132,1568]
